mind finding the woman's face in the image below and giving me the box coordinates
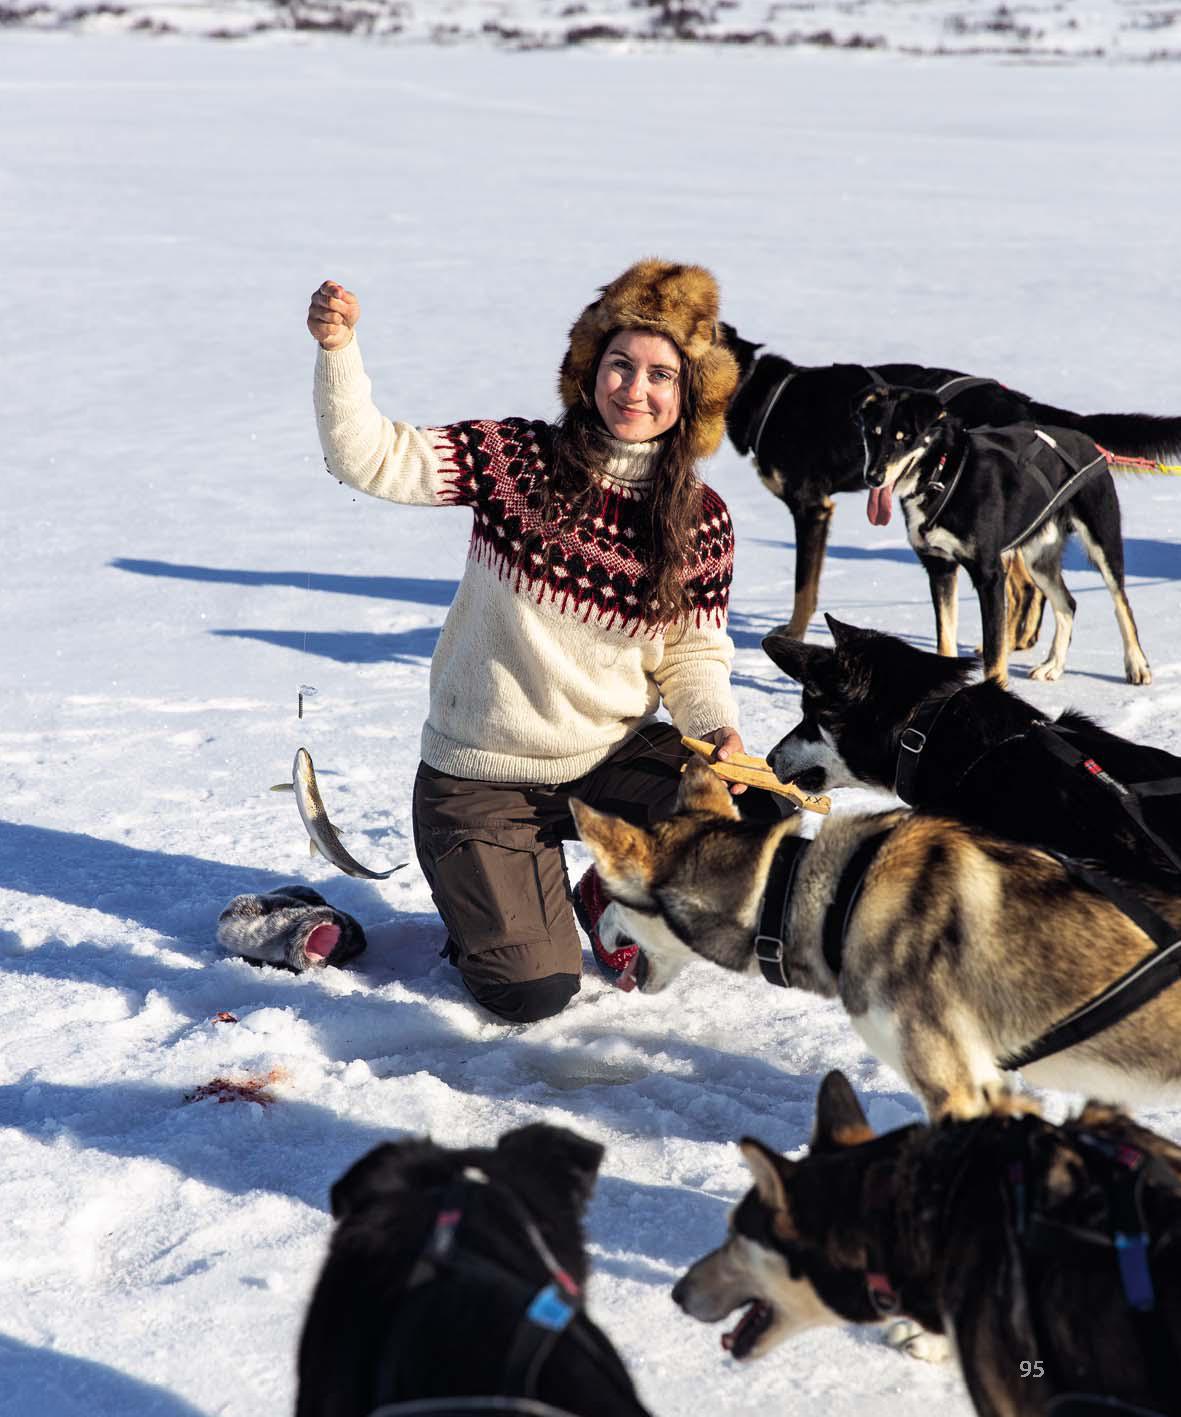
[594,329,683,443]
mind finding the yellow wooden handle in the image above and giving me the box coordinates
[681,737,831,815]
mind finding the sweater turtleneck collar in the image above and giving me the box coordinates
[596,437,662,499]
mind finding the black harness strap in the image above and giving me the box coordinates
[822,832,892,980]
[999,429,1108,554]
[369,1403,585,1416]
[1126,777,1181,799]
[747,368,800,465]
[1031,722,1181,875]
[373,1176,598,1414]
[999,856,1181,1072]
[893,687,967,802]
[917,439,971,535]
[934,374,998,401]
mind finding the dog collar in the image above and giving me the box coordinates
[754,831,892,988]
[918,439,970,535]
[753,836,809,987]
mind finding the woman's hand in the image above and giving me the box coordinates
[308,280,360,351]
[702,725,747,794]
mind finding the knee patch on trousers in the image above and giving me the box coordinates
[464,972,580,1024]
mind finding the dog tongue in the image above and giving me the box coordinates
[303,922,340,963]
[867,485,893,526]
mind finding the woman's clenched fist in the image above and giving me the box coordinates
[307,280,359,351]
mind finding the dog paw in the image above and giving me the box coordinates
[1126,659,1152,686]
[883,1319,951,1364]
[1029,661,1062,682]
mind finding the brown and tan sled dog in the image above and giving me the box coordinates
[673,1070,1181,1417]
[572,759,1181,1118]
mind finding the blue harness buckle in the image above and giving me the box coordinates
[526,1282,575,1333]
[1114,1232,1155,1313]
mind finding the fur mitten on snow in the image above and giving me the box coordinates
[217,885,366,972]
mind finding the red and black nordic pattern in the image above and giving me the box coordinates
[431,417,732,634]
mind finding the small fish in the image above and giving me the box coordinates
[272,748,405,881]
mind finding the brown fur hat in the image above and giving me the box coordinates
[558,259,740,461]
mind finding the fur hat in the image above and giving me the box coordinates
[558,259,740,461]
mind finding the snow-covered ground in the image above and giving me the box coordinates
[3,31,1180,1417]
[4,0,1181,58]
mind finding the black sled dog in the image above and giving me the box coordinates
[857,387,1151,686]
[572,760,1181,1117]
[763,617,1181,891]
[721,321,1181,642]
[296,1124,650,1417]
[673,1070,1181,1417]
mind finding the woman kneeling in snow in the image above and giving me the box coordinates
[306,259,788,1024]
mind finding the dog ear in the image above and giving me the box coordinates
[676,756,740,819]
[570,798,656,895]
[739,1138,796,1217]
[329,1138,439,1219]
[824,615,878,658]
[810,1071,875,1153]
[762,629,832,686]
[496,1123,605,1211]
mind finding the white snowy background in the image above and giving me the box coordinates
[5,0,1181,57]
[3,18,1180,1417]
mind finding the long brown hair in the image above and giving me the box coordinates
[532,331,705,625]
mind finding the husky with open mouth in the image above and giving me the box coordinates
[674,1070,1181,1417]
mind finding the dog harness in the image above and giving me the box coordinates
[911,423,1108,548]
[745,369,801,465]
[370,1171,632,1415]
[892,685,970,802]
[837,1115,1181,1416]
[890,698,1181,1070]
[753,832,892,988]
[1004,1124,1181,1415]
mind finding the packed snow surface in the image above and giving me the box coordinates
[3,30,1180,1417]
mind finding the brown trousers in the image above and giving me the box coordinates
[412,724,788,1023]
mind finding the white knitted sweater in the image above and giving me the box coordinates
[314,340,740,784]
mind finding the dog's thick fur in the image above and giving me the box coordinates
[764,617,1181,889]
[858,389,1151,686]
[296,1124,650,1417]
[721,322,1181,642]
[572,760,1181,1117]
[673,1070,1181,1417]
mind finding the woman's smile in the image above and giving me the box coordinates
[594,329,683,442]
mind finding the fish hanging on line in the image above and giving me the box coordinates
[272,748,405,881]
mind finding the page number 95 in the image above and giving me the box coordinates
[1020,1361,1045,1378]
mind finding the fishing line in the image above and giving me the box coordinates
[298,566,318,719]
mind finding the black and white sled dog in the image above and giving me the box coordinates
[857,386,1151,687]
[572,759,1181,1118]
[296,1124,650,1417]
[763,616,1181,890]
[721,321,1181,643]
[674,1070,1181,1417]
